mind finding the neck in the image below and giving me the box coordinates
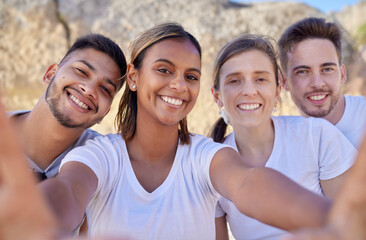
[126,112,180,165]
[12,98,85,170]
[232,117,275,167]
[322,95,345,125]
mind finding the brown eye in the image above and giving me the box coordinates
[186,74,198,81]
[101,86,111,96]
[76,68,87,76]
[157,68,171,74]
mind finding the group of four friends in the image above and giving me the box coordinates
[1,16,366,239]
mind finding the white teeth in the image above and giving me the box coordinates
[161,96,183,106]
[238,103,260,110]
[70,94,88,110]
[309,95,326,101]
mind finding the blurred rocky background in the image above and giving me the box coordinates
[1,0,366,135]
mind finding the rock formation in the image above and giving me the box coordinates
[1,0,365,134]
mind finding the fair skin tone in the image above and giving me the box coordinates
[283,38,347,125]
[40,38,330,235]
[11,48,121,171]
[283,135,366,240]
[213,49,349,239]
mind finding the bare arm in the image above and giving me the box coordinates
[283,134,366,240]
[215,216,229,240]
[0,94,58,240]
[320,169,350,199]
[40,161,98,235]
[210,147,331,230]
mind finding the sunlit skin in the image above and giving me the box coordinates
[213,50,280,131]
[45,48,121,129]
[284,39,347,125]
[128,39,201,129]
[125,39,201,192]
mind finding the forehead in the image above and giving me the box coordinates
[287,39,339,67]
[220,50,274,76]
[143,39,201,68]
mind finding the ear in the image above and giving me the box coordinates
[126,63,138,91]
[340,64,347,85]
[211,86,223,107]
[275,84,282,102]
[282,75,290,91]
[43,64,59,85]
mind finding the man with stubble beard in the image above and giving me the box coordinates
[8,33,127,181]
[278,17,366,149]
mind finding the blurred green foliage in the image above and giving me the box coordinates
[355,21,366,45]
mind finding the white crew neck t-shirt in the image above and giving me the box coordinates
[216,116,356,240]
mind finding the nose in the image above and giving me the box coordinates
[241,81,257,97]
[310,72,325,89]
[170,73,187,92]
[79,82,97,99]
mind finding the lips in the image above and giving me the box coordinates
[308,94,326,101]
[66,87,96,112]
[307,93,328,104]
[161,95,184,106]
[238,103,261,111]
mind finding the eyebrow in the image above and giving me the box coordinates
[77,60,95,71]
[77,60,117,91]
[105,78,117,92]
[292,65,311,72]
[154,58,201,75]
[225,70,271,79]
[225,72,241,79]
[321,62,338,67]
[292,62,338,72]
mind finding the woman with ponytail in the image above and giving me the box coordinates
[210,34,356,240]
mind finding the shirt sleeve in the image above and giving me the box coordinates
[60,135,121,199]
[215,199,226,218]
[316,119,357,180]
[190,135,235,198]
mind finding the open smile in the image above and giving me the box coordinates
[66,88,96,112]
[307,93,328,104]
[161,95,184,107]
[238,103,261,111]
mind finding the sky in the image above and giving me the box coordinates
[234,0,362,13]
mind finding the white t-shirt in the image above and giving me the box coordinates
[336,95,366,149]
[216,116,356,240]
[8,110,100,178]
[61,134,229,240]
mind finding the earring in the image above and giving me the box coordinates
[219,106,231,125]
[131,84,136,90]
[273,102,279,113]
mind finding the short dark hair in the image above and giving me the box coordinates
[278,17,342,72]
[115,23,201,145]
[60,34,127,89]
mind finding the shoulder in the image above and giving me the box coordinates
[81,128,102,139]
[85,133,123,147]
[184,134,232,160]
[345,95,366,104]
[7,110,30,118]
[272,115,317,129]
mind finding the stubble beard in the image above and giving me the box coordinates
[296,90,340,118]
[45,78,99,129]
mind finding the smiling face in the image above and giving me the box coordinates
[214,49,280,129]
[284,38,347,120]
[44,48,121,129]
[128,39,201,127]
